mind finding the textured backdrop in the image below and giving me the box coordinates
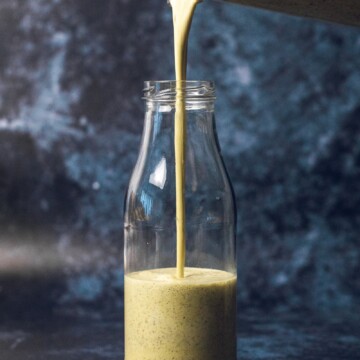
[0,0,359,318]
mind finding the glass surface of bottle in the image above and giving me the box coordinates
[124,81,237,360]
[124,80,236,275]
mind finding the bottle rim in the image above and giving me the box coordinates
[143,80,216,102]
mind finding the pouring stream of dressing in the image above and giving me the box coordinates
[169,0,201,278]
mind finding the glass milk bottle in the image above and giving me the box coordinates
[124,80,237,360]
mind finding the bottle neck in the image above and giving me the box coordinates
[143,100,216,151]
[142,81,218,156]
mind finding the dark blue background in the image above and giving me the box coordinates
[0,0,359,319]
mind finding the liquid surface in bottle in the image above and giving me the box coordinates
[125,267,237,360]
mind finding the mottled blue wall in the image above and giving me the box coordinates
[0,0,359,318]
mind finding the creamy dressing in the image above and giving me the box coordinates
[125,268,237,360]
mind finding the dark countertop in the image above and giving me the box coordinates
[1,310,359,360]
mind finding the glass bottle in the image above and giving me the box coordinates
[124,80,237,360]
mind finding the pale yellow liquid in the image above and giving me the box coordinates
[125,268,237,360]
[170,0,201,278]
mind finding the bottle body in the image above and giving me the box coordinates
[218,0,360,27]
[124,81,237,360]
[124,81,236,275]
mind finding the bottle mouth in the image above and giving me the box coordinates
[143,80,216,102]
